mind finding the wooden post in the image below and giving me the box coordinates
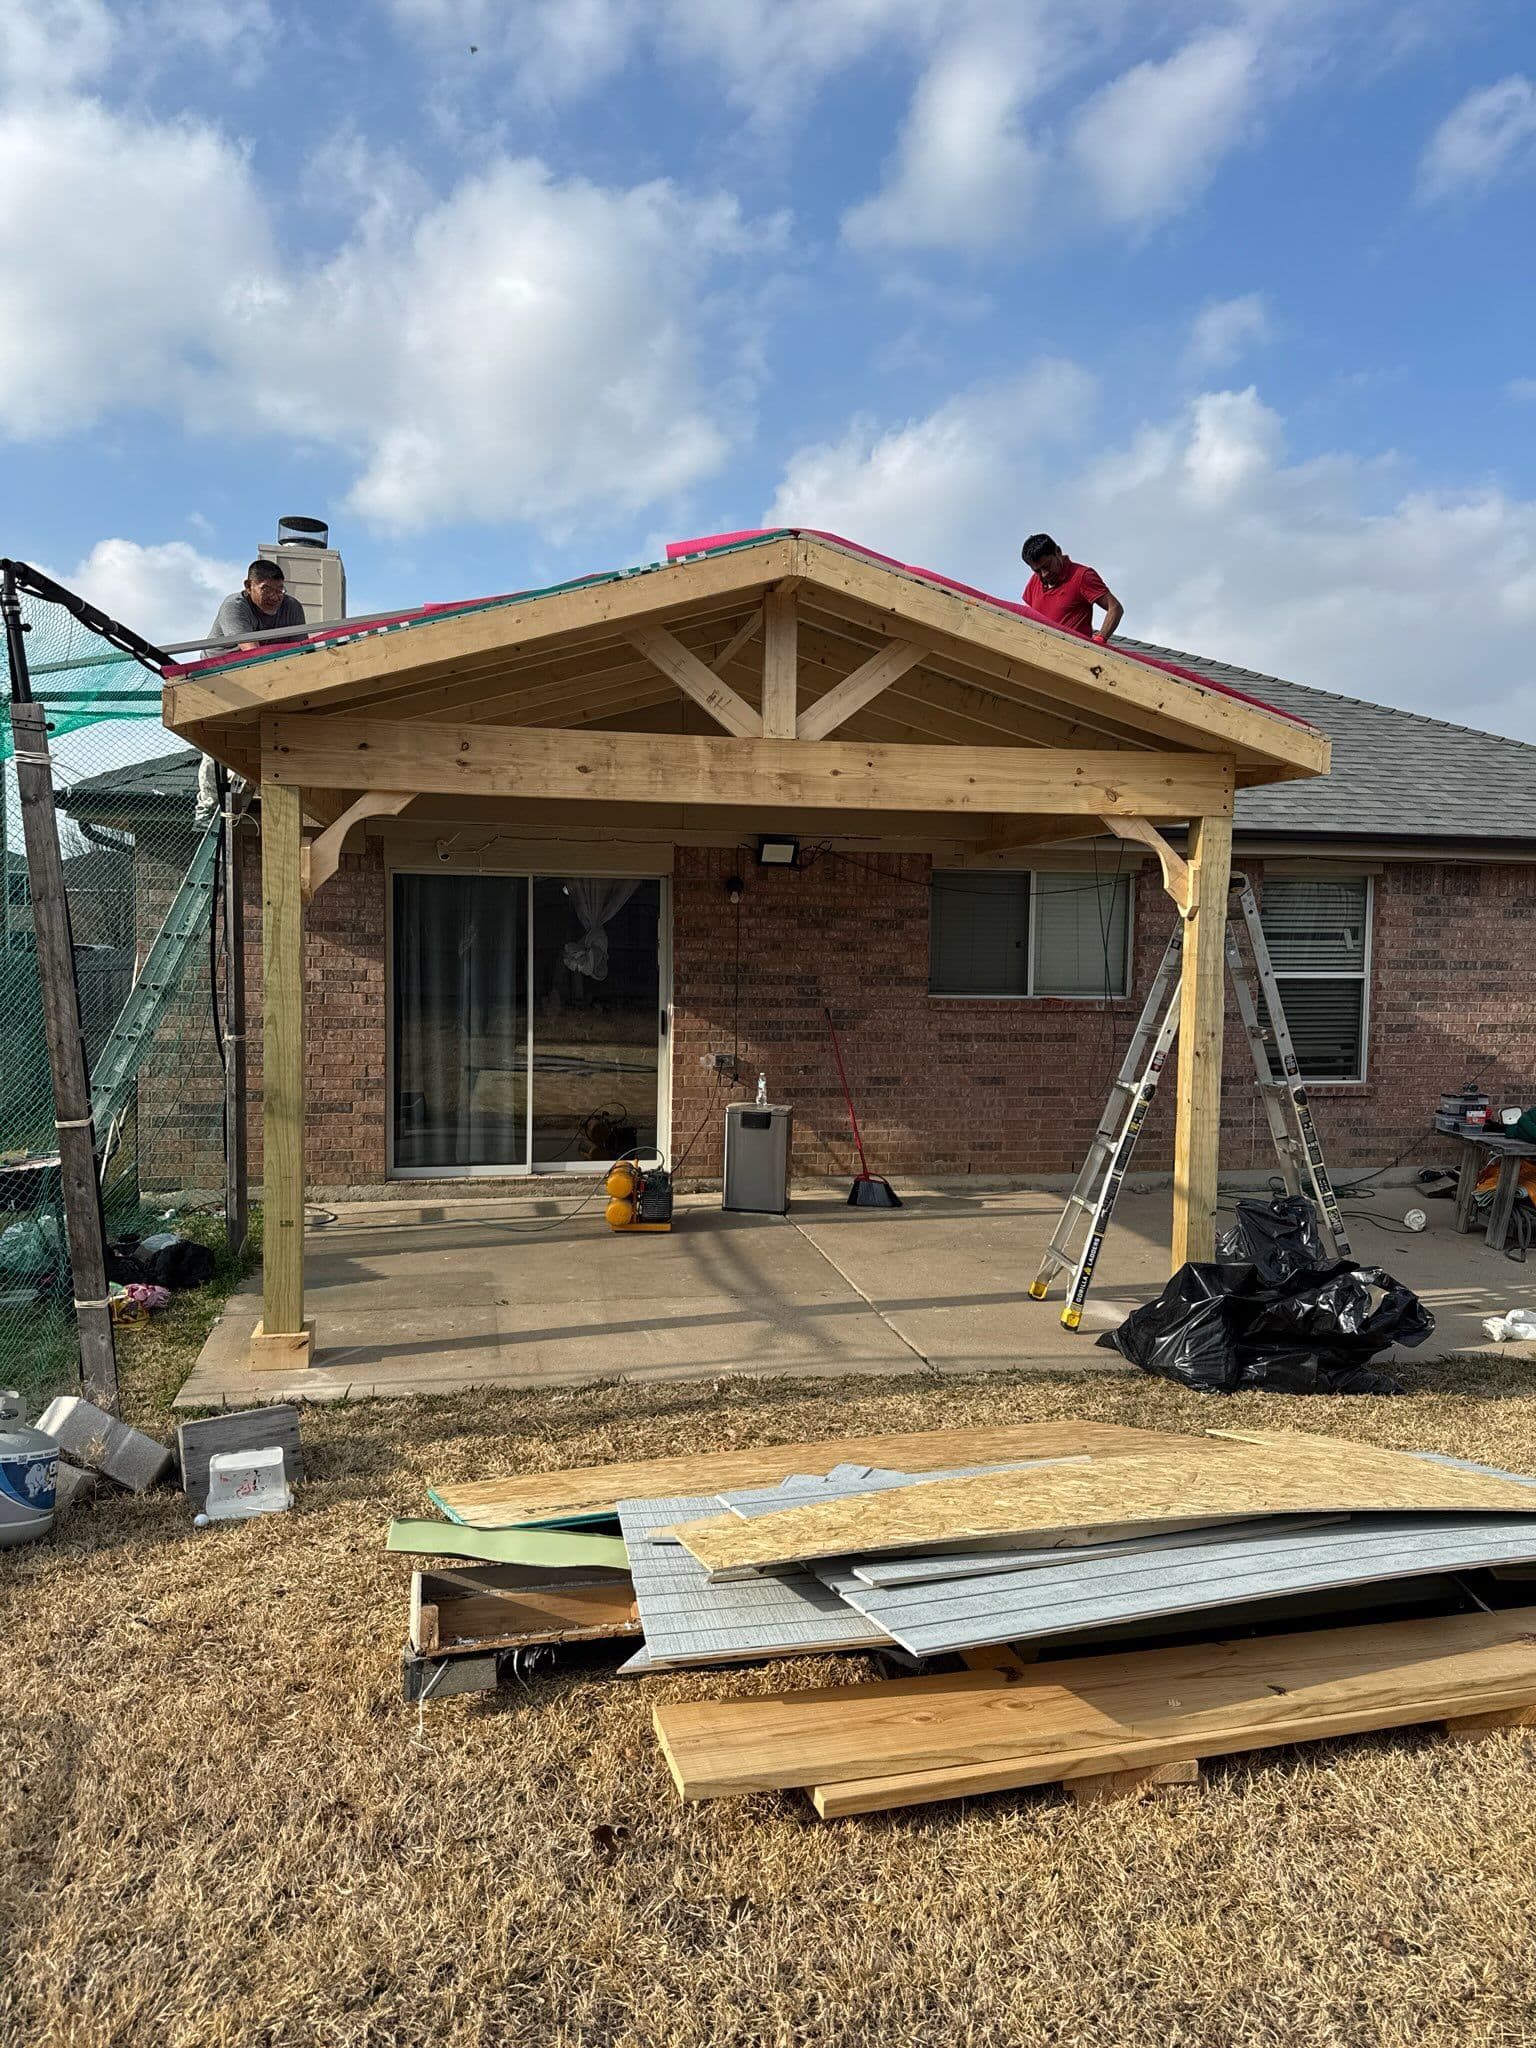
[761,586,798,739]
[1172,811,1233,1268]
[1,566,119,1408]
[252,777,312,1367]
[222,775,249,1259]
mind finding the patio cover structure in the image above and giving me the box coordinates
[163,530,1328,1369]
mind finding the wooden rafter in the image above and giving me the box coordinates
[628,623,763,738]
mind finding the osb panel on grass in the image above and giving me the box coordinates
[654,1606,1536,1805]
[668,1433,1536,1578]
[431,1418,1177,1527]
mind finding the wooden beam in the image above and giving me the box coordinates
[709,605,766,678]
[796,637,927,742]
[257,779,309,1356]
[162,537,798,729]
[1101,815,1193,915]
[795,536,1330,777]
[301,790,413,902]
[1172,811,1234,1268]
[262,717,1237,820]
[760,587,798,739]
[628,623,763,738]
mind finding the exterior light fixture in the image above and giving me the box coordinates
[724,874,744,904]
[757,837,800,868]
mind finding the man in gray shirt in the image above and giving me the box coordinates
[196,560,311,820]
[210,559,309,648]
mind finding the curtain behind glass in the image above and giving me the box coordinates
[392,873,527,1169]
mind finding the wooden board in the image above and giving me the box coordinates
[386,1519,628,1570]
[652,1605,1536,1806]
[1172,810,1233,1266]
[260,715,1236,820]
[668,1434,1536,1579]
[411,1566,638,1657]
[178,1406,302,1509]
[429,1420,1182,1529]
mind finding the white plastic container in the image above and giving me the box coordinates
[0,1390,58,1547]
[203,1445,293,1521]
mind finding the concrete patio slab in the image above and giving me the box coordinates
[174,1183,1536,1409]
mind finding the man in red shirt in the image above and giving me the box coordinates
[1021,533,1124,643]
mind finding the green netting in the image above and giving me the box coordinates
[2,588,226,1404]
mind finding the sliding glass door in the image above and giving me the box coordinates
[390,871,663,1175]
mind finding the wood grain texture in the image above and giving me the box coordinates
[1172,810,1233,1267]
[656,1605,1536,1804]
[429,1420,1179,1530]
[795,637,927,742]
[259,778,306,1336]
[760,586,798,739]
[260,718,1238,820]
[629,623,763,738]
[668,1434,1536,1579]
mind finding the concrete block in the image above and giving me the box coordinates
[34,1396,173,1493]
[177,1405,302,1509]
[52,1459,97,1516]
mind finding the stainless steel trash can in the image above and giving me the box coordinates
[723,1102,792,1214]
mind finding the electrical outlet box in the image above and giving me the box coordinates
[711,1052,739,1076]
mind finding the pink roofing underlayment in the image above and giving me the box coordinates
[163,526,1314,733]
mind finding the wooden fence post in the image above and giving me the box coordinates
[1,563,119,1408]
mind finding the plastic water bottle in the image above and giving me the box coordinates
[756,1072,768,1107]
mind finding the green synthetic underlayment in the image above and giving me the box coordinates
[386,1518,628,1569]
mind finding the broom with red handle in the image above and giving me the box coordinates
[824,1007,901,1208]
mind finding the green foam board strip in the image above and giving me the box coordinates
[386,1519,628,1570]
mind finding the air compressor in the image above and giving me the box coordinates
[604,1156,674,1234]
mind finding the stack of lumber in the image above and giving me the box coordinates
[415,1421,1536,1816]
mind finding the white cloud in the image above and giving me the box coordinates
[0,92,768,531]
[0,0,275,93]
[1186,292,1271,369]
[0,0,116,91]
[1418,75,1536,202]
[1069,28,1259,226]
[52,538,244,647]
[1509,378,1536,403]
[0,99,273,435]
[766,360,1097,567]
[842,29,1046,252]
[766,373,1536,742]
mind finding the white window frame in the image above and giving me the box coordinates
[928,866,1135,1002]
[1262,873,1373,1087]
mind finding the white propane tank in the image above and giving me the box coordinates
[0,1390,58,1547]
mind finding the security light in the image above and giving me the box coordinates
[757,837,800,868]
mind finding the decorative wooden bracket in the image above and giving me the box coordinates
[1100,815,1196,918]
[301,791,413,902]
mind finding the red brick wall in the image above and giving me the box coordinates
[245,838,387,1187]
[243,833,1536,1188]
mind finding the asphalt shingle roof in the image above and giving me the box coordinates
[1122,639,1536,845]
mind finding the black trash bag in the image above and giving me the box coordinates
[135,1231,217,1290]
[1098,1255,1432,1395]
[105,1240,148,1284]
[1215,1195,1328,1284]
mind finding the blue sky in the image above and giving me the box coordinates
[3,0,1535,735]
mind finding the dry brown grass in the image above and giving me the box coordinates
[6,1360,1536,2048]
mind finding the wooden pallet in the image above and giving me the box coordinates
[652,1606,1536,1817]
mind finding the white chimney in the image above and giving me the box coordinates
[259,514,346,624]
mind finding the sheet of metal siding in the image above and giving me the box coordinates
[818,1515,1536,1657]
[852,1514,1344,1587]
[617,1492,889,1668]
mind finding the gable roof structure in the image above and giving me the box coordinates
[162,531,1327,802]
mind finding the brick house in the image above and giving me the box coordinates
[151,532,1536,1232]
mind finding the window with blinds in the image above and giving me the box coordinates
[1258,875,1371,1082]
[929,870,1131,997]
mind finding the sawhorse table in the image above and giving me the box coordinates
[1448,1124,1536,1254]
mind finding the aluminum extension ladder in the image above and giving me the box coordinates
[88,812,222,1133]
[1030,871,1351,1329]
